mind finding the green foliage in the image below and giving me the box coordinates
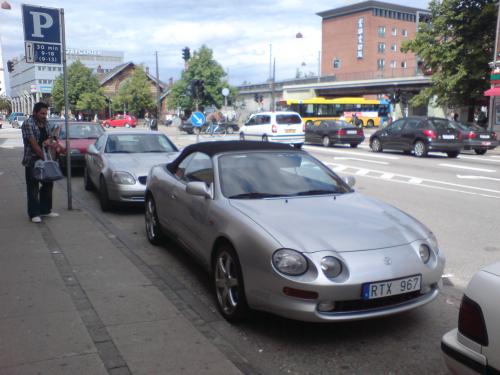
[169,45,238,111]
[52,60,105,113]
[112,67,155,115]
[0,97,11,112]
[401,0,497,110]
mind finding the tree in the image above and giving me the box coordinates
[112,67,155,116]
[169,45,238,111]
[52,60,106,114]
[0,97,11,112]
[401,0,497,119]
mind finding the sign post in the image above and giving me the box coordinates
[22,4,71,209]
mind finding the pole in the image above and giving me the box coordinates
[155,51,161,121]
[271,58,276,111]
[61,8,71,210]
[317,50,321,83]
[269,43,272,80]
[489,3,500,131]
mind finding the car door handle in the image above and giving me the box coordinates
[170,193,177,200]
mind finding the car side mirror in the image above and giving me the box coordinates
[87,144,98,154]
[186,181,213,199]
[343,176,356,188]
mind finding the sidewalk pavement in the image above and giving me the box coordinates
[0,146,242,375]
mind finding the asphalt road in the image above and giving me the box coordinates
[3,124,499,374]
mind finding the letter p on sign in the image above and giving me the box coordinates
[29,11,54,38]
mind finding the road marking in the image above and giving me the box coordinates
[458,155,500,163]
[334,157,389,165]
[380,173,394,179]
[355,169,370,176]
[438,163,496,173]
[456,174,500,182]
[408,178,423,184]
[304,146,400,160]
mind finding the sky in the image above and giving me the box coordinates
[1,0,430,88]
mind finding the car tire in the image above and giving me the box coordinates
[474,148,487,155]
[84,167,93,191]
[322,136,331,147]
[99,176,112,212]
[125,123,130,128]
[370,137,383,152]
[212,244,250,323]
[413,140,428,157]
[105,123,110,128]
[226,126,234,135]
[293,143,303,149]
[447,151,460,158]
[239,132,245,141]
[350,143,359,148]
[367,119,374,127]
[145,195,164,245]
[262,135,268,142]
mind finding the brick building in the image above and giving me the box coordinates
[318,1,429,82]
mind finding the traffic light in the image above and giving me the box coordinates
[7,60,14,73]
[189,79,205,100]
[182,47,190,62]
[197,80,205,99]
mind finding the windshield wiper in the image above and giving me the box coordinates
[294,189,337,196]
[229,192,283,199]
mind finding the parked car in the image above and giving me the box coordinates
[178,119,195,134]
[145,141,445,323]
[101,114,137,128]
[453,122,498,155]
[305,120,365,148]
[84,131,178,211]
[11,115,27,129]
[239,111,305,148]
[369,117,463,158]
[441,262,500,374]
[7,112,24,124]
[55,122,105,170]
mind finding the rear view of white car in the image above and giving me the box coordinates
[239,111,305,148]
[441,262,500,374]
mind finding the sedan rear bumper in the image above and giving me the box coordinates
[441,329,489,375]
[463,139,498,150]
[330,135,365,145]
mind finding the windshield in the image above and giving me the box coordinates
[452,121,484,132]
[218,152,351,199]
[105,134,178,153]
[59,124,104,139]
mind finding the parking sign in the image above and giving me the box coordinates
[22,4,62,64]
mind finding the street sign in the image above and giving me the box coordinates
[191,111,206,127]
[22,4,62,64]
[222,88,229,97]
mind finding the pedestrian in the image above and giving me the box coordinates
[93,113,98,123]
[21,102,60,223]
[453,112,459,122]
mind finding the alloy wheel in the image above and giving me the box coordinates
[322,136,330,147]
[414,141,427,157]
[214,250,240,316]
[371,138,382,152]
[145,196,162,244]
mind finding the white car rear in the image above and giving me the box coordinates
[441,262,500,374]
[239,111,305,147]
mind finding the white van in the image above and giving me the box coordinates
[239,111,305,148]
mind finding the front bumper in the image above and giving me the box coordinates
[107,181,146,203]
[245,244,445,322]
[60,154,85,168]
[442,329,488,375]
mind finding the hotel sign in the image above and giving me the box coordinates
[357,17,364,59]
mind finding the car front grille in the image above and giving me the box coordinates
[138,176,147,185]
[332,290,423,313]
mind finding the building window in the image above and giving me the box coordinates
[377,59,385,70]
[332,59,341,69]
[391,43,397,52]
[378,43,386,53]
[392,27,397,36]
[401,61,407,69]
[390,60,397,68]
[402,29,408,37]
[378,26,386,37]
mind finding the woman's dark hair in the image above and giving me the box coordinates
[33,102,49,113]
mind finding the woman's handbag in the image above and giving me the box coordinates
[32,149,64,181]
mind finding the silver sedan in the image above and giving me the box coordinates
[84,131,178,211]
[145,141,445,323]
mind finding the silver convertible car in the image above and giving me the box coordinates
[84,131,178,211]
[145,141,445,322]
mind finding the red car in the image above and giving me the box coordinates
[54,122,105,170]
[102,114,137,128]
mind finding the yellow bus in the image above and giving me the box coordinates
[276,97,389,127]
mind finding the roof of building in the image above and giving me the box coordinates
[99,61,167,89]
[317,1,429,20]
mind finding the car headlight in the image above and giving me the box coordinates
[321,256,343,278]
[272,249,308,276]
[419,244,431,264]
[112,171,136,185]
[427,232,439,252]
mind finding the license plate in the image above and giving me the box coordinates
[482,141,491,146]
[479,135,490,139]
[285,129,296,133]
[442,134,455,140]
[362,275,421,300]
[347,130,357,135]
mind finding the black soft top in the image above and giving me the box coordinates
[167,140,295,173]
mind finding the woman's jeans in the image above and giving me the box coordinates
[25,167,53,218]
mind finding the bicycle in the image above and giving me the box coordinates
[202,121,226,136]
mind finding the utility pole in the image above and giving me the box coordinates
[270,58,276,111]
[155,51,161,120]
[489,4,500,131]
[61,8,72,210]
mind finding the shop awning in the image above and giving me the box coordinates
[484,87,500,96]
